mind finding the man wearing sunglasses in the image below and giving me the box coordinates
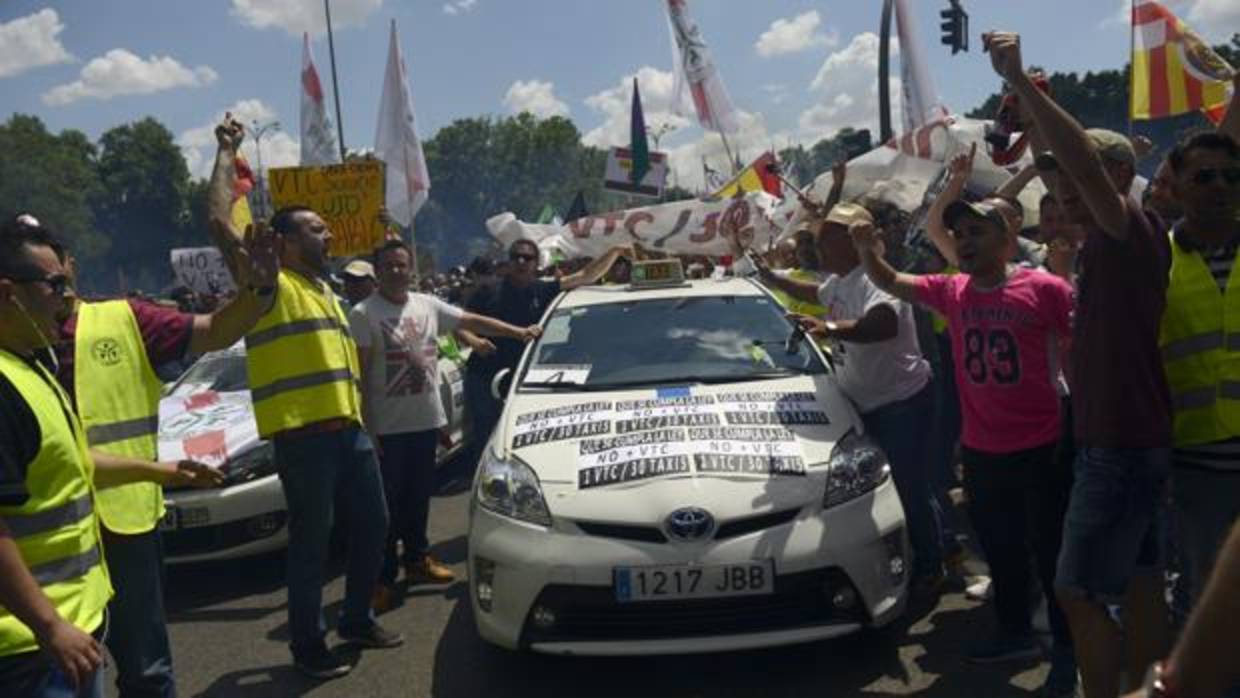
[459,238,629,465]
[1158,132,1240,632]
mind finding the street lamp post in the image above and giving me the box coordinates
[250,120,281,219]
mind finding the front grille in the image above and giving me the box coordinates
[162,512,286,558]
[574,521,666,544]
[715,507,801,540]
[521,567,866,645]
[573,506,802,545]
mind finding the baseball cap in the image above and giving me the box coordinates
[1035,128,1136,172]
[943,199,1009,232]
[341,260,375,280]
[823,202,875,229]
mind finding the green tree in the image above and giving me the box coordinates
[0,114,106,272]
[93,117,194,288]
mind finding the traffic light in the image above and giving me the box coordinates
[940,1,968,55]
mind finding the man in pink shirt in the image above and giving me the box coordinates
[852,195,1078,697]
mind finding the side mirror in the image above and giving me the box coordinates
[491,368,513,401]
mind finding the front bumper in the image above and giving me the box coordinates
[162,474,288,564]
[468,478,908,655]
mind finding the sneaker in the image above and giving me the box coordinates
[965,576,993,601]
[293,644,352,680]
[1041,646,1079,697]
[338,622,405,649]
[406,555,456,584]
[966,631,1041,664]
[370,583,397,614]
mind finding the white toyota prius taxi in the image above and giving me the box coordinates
[468,260,910,655]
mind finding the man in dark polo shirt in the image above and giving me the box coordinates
[985,31,1172,698]
[458,239,629,461]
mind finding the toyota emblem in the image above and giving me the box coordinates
[665,507,715,541]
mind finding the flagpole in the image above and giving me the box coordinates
[324,0,347,161]
[1127,0,1135,137]
[719,130,739,176]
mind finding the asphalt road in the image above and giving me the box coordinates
[103,461,1058,698]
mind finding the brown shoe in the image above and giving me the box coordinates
[370,584,397,613]
[405,555,455,584]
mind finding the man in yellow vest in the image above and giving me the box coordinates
[208,119,399,680]
[10,205,275,698]
[1158,132,1240,618]
[0,224,225,696]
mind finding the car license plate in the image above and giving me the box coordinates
[158,507,178,532]
[613,561,774,602]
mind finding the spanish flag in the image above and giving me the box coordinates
[1131,0,1234,124]
[710,152,781,200]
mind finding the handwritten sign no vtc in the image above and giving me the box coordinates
[268,162,385,257]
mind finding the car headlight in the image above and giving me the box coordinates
[475,447,552,527]
[224,442,276,485]
[824,429,890,508]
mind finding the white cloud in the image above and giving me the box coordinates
[582,66,780,191]
[582,66,691,149]
[178,99,300,179]
[1184,0,1240,38]
[230,0,382,36]
[1101,0,1236,40]
[502,79,569,118]
[755,11,838,58]
[41,49,217,106]
[443,0,478,15]
[762,83,790,105]
[800,32,900,141]
[0,9,73,79]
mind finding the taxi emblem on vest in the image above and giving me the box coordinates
[91,338,124,366]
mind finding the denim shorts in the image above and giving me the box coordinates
[1054,447,1170,603]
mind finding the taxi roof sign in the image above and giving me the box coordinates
[629,259,687,289]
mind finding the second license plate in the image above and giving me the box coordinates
[614,560,774,602]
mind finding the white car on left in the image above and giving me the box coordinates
[156,341,469,564]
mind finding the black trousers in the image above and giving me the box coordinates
[962,440,1073,648]
[377,429,440,585]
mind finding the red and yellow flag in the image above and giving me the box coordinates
[230,154,255,232]
[1131,0,1234,124]
[710,152,781,200]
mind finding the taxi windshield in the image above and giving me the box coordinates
[519,295,826,390]
[170,349,249,394]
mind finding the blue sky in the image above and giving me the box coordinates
[2,0,1236,188]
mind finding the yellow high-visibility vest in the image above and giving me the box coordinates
[1160,234,1240,446]
[246,269,363,438]
[75,300,164,534]
[0,350,112,657]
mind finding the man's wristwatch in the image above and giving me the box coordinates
[823,320,840,337]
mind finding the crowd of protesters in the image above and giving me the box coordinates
[3,27,1240,698]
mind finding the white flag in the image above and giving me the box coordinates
[665,0,740,134]
[894,0,949,132]
[374,19,430,228]
[300,33,339,166]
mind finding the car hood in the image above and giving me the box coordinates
[495,375,859,520]
[157,388,261,467]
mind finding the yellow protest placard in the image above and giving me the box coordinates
[268,162,386,257]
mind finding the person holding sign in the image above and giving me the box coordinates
[208,117,399,680]
[349,239,540,612]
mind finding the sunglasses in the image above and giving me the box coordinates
[8,273,70,295]
[1190,167,1240,186]
[509,253,537,263]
